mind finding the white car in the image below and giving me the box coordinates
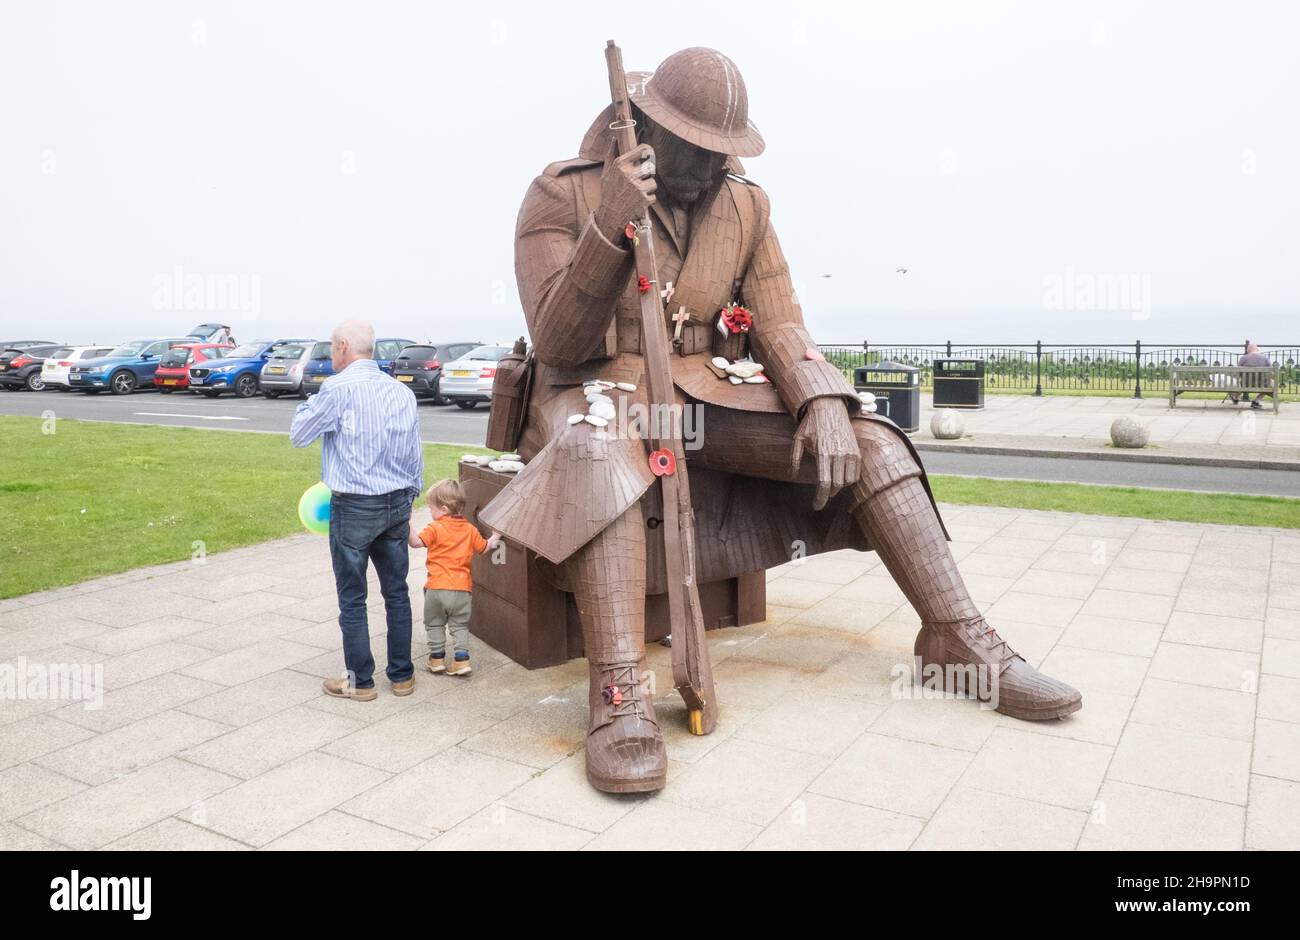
[438,345,509,409]
[41,345,115,389]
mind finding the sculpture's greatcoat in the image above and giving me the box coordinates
[479,113,947,589]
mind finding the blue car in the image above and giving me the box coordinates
[69,337,195,395]
[188,337,314,398]
[302,336,416,395]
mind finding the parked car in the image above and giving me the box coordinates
[0,340,59,351]
[188,338,313,398]
[0,344,66,391]
[374,337,417,375]
[259,342,317,398]
[391,341,483,403]
[68,337,194,395]
[437,344,510,409]
[300,336,420,393]
[41,345,115,390]
[153,342,233,392]
[301,341,333,395]
[186,323,237,345]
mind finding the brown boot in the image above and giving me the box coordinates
[585,662,667,793]
[914,616,1082,720]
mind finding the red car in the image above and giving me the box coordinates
[153,342,233,392]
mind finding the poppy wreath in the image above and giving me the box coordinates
[720,303,753,334]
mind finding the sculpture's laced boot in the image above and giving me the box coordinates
[853,474,1083,721]
[914,615,1081,719]
[585,660,667,793]
[570,506,667,793]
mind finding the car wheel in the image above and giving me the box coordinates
[234,375,258,398]
[110,371,137,395]
[263,390,280,399]
[430,380,446,406]
[26,373,45,391]
[83,389,101,395]
[158,387,172,394]
[455,401,477,410]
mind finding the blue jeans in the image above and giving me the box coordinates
[328,489,417,688]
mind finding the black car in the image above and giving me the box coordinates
[0,345,67,391]
[0,340,59,351]
[391,342,483,404]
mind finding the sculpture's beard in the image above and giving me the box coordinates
[661,174,712,205]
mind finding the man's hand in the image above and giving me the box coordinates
[593,143,657,242]
[790,397,861,510]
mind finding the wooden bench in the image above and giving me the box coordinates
[457,461,766,670]
[1169,364,1280,414]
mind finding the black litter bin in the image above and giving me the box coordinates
[933,358,986,408]
[853,360,921,432]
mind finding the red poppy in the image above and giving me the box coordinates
[649,448,676,476]
[720,304,752,334]
[638,275,651,294]
[624,221,639,246]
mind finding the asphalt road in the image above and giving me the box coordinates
[4,388,1298,497]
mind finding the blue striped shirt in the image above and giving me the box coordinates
[289,358,423,496]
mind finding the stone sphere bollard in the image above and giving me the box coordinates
[930,408,965,440]
[1109,416,1150,448]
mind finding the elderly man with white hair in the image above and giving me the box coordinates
[290,319,423,701]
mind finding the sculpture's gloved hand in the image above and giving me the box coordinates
[790,397,861,510]
[594,142,658,242]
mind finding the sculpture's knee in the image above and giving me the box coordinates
[853,418,923,498]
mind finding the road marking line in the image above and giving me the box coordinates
[133,412,249,421]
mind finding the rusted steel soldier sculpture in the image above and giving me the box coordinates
[482,46,1082,794]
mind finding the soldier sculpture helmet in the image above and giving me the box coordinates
[626,47,766,157]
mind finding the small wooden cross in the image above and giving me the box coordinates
[671,306,691,342]
[660,281,674,305]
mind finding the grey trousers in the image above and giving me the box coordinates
[423,588,471,659]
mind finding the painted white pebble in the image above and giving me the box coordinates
[711,356,730,369]
[582,385,602,397]
[724,360,765,379]
[728,376,743,385]
[460,454,479,462]
[615,382,636,391]
[584,414,609,427]
[595,381,616,390]
[586,392,613,405]
[567,414,585,425]
[488,459,525,473]
[743,375,767,384]
[857,391,876,404]
[498,454,521,462]
[863,402,877,413]
[588,401,616,420]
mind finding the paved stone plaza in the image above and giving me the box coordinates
[1,505,1298,851]
[915,392,1300,463]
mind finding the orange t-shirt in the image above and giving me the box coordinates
[418,515,488,591]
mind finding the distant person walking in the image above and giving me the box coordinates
[290,319,423,701]
[1229,340,1274,409]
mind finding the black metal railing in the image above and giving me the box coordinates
[817,342,1300,398]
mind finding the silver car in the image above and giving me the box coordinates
[259,342,315,398]
[438,345,509,409]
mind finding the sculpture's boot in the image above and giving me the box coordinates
[852,471,1082,720]
[570,505,667,792]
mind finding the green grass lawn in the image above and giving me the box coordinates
[2,416,1296,599]
[930,474,1300,529]
[0,417,492,598]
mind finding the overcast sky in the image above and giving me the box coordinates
[2,0,1296,347]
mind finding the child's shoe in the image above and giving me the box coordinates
[446,655,472,677]
[426,654,446,674]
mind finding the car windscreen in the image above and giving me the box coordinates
[269,344,306,360]
[309,342,331,359]
[160,348,191,367]
[397,346,434,360]
[106,342,147,357]
[225,343,266,359]
[464,346,509,361]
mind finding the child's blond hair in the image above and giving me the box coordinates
[427,479,466,515]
